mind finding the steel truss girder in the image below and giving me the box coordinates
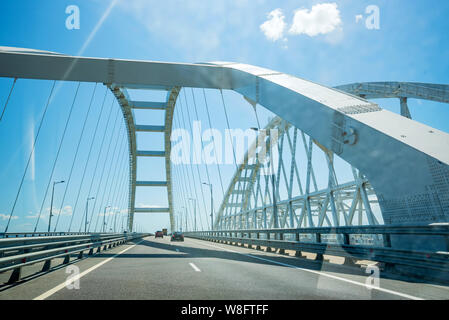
[335,82,449,104]
[215,103,379,230]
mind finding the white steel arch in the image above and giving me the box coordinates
[0,48,448,237]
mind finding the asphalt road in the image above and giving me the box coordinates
[1,236,448,300]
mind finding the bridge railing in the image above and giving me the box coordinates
[185,225,449,282]
[0,232,149,284]
[0,232,117,238]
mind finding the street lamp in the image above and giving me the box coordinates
[250,127,278,229]
[85,197,95,233]
[103,205,111,233]
[182,206,187,231]
[48,180,65,233]
[179,210,184,232]
[113,209,118,233]
[188,198,197,231]
[202,182,213,231]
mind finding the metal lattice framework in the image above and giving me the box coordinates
[215,116,378,230]
[1,48,448,239]
[216,81,449,231]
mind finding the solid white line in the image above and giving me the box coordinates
[189,262,201,272]
[190,239,424,300]
[34,240,144,300]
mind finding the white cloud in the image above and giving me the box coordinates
[260,9,287,42]
[289,3,342,37]
[42,205,73,217]
[100,206,123,217]
[26,213,44,219]
[0,213,18,220]
[117,1,259,60]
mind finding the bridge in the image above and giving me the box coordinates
[0,47,449,300]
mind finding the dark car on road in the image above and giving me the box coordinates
[155,231,164,238]
[171,232,184,242]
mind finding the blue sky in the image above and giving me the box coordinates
[0,0,449,233]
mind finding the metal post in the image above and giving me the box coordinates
[399,97,412,119]
[272,173,278,229]
[184,207,188,231]
[189,198,197,232]
[48,180,64,233]
[103,206,111,233]
[180,210,183,232]
[85,197,94,233]
[202,182,214,231]
[210,184,213,231]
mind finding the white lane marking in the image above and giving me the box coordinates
[34,240,144,300]
[190,239,424,300]
[189,262,201,272]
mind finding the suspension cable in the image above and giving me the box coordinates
[182,89,207,230]
[105,155,128,231]
[173,113,197,230]
[93,127,126,231]
[86,107,121,231]
[179,92,206,231]
[172,113,190,231]
[94,128,126,232]
[52,83,99,231]
[109,181,128,232]
[81,94,115,224]
[83,98,116,229]
[219,89,247,224]
[98,138,127,232]
[5,80,56,233]
[0,78,17,122]
[201,89,225,196]
[190,88,214,230]
[34,82,81,231]
[67,84,107,231]
[219,89,239,169]
[174,103,200,230]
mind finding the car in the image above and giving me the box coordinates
[171,232,184,242]
[155,231,163,238]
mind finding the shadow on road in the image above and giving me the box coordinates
[92,237,446,286]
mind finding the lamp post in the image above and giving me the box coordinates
[48,180,65,233]
[113,209,118,233]
[85,197,95,233]
[202,182,213,231]
[184,206,188,231]
[188,198,197,231]
[250,127,278,229]
[180,207,185,232]
[103,206,111,233]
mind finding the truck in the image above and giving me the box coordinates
[162,228,168,236]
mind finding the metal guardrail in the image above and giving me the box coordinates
[184,225,449,281]
[0,232,150,284]
[0,232,104,238]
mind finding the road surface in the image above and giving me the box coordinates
[0,236,448,300]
